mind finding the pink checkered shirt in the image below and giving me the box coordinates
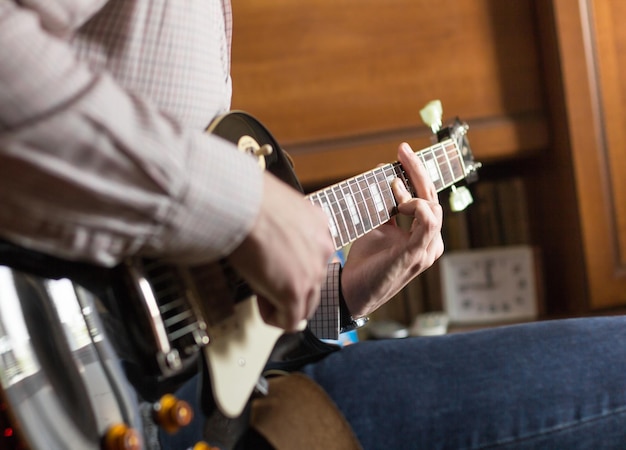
[0,0,340,338]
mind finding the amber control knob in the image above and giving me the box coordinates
[193,442,221,450]
[102,423,142,450]
[153,394,194,434]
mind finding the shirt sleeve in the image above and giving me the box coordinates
[309,262,342,340]
[0,3,263,267]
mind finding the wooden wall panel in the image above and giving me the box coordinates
[230,0,547,186]
[591,0,626,274]
[227,0,626,314]
[286,115,547,188]
[547,0,626,310]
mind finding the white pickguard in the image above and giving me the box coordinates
[204,296,283,418]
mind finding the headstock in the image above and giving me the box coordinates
[420,100,481,211]
[436,117,481,185]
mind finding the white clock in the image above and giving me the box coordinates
[440,245,541,325]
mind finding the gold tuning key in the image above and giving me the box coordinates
[102,424,142,450]
[153,394,194,434]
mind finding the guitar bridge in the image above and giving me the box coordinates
[122,259,210,376]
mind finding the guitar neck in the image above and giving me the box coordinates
[306,138,467,250]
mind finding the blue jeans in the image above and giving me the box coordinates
[162,316,626,449]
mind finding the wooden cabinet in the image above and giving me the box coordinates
[230,0,547,186]
[528,0,626,313]
[229,0,626,315]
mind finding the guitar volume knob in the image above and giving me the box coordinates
[102,423,142,450]
[153,394,194,434]
[192,441,221,450]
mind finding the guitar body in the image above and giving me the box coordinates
[208,111,303,190]
[0,265,143,450]
[200,112,308,418]
[0,111,479,448]
[0,112,305,448]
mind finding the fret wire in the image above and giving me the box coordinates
[382,164,405,212]
[389,162,416,205]
[433,140,466,189]
[355,176,373,232]
[431,145,448,187]
[373,167,395,221]
[357,173,381,231]
[315,190,343,249]
[447,141,466,180]
[370,169,387,224]
[389,161,415,197]
[324,187,350,247]
[326,188,350,247]
[444,145,459,183]
[364,170,387,226]
[437,143,455,187]
[309,193,334,247]
[383,164,403,193]
[417,151,429,181]
[440,142,458,183]
[358,174,376,232]
[328,186,346,239]
[371,168,388,220]
[332,184,358,242]
[345,179,367,238]
[419,148,445,191]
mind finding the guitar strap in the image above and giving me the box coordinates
[248,373,362,450]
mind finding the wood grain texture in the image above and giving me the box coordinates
[546,0,626,310]
[230,0,546,184]
[228,0,626,314]
[590,0,626,274]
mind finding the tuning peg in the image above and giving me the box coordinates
[419,100,443,133]
[449,185,474,212]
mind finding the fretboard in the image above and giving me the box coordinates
[307,139,466,250]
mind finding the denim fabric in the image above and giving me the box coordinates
[162,316,626,449]
[301,317,626,449]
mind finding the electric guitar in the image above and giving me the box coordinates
[0,110,480,449]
